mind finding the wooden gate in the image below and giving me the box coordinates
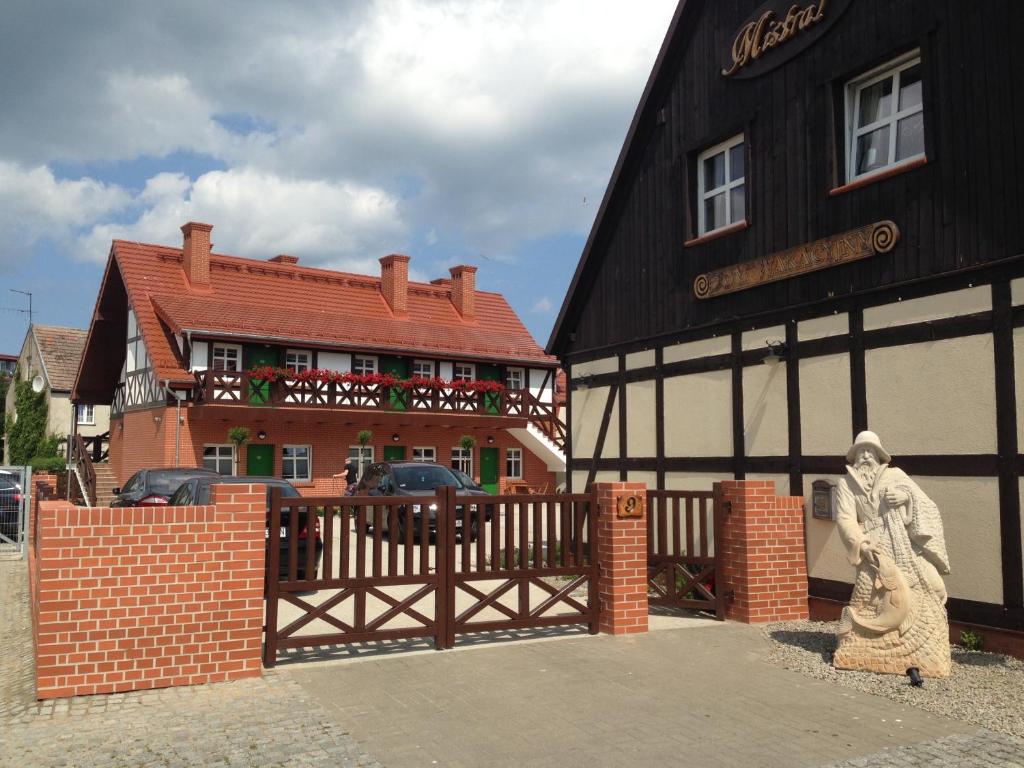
[263,487,599,666]
[646,486,725,619]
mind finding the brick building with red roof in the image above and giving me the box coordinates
[73,222,565,495]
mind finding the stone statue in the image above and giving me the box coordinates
[833,431,952,677]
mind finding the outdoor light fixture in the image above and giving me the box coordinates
[153,413,162,424]
[257,430,267,440]
[906,667,924,688]
[762,339,788,365]
[392,433,400,442]
[487,435,495,444]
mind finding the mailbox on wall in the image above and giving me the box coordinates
[811,479,837,521]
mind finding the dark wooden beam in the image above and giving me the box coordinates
[731,332,745,479]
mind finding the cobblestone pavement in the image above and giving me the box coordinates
[0,557,381,768]
[819,732,1024,767]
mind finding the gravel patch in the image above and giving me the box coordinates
[763,619,1024,740]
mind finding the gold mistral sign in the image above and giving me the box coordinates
[693,221,899,300]
[721,0,852,79]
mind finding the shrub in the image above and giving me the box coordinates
[30,456,66,474]
[7,379,48,464]
[960,628,984,652]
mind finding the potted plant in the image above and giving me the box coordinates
[228,426,250,474]
[459,434,476,452]
[357,429,373,447]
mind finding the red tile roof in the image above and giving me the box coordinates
[112,240,556,386]
[33,325,88,391]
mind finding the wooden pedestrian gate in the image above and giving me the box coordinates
[263,487,598,666]
[646,487,725,620]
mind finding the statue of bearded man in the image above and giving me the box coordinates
[833,431,952,677]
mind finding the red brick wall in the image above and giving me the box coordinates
[594,482,648,635]
[28,472,58,639]
[112,405,558,494]
[30,484,266,699]
[719,480,809,623]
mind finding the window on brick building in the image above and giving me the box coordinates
[451,447,472,475]
[412,447,435,463]
[282,445,311,481]
[348,445,374,478]
[352,355,377,375]
[453,363,475,382]
[412,359,435,378]
[203,444,234,475]
[285,349,312,373]
[506,448,522,479]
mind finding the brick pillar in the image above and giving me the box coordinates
[719,480,809,623]
[594,482,648,635]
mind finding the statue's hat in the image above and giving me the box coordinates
[846,430,891,465]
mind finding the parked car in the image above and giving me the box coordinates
[0,473,23,540]
[167,475,323,580]
[354,461,486,541]
[110,467,219,507]
[450,468,495,521]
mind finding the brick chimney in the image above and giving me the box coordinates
[181,222,213,287]
[449,265,477,319]
[269,254,299,265]
[380,254,411,316]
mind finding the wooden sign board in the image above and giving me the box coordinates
[616,494,644,519]
[694,220,899,300]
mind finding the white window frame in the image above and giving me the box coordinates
[506,448,523,479]
[285,349,312,373]
[453,363,475,382]
[203,444,235,476]
[451,447,472,475]
[282,444,312,482]
[348,445,374,477]
[845,51,924,183]
[412,359,435,378]
[352,355,378,375]
[211,343,242,372]
[697,134,745,236]
[505,367,525,390]
[76,404,95,425]
[412,446,436,463]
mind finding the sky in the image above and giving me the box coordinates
[0,0,678,357]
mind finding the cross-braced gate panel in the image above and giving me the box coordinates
[647,486,725,619]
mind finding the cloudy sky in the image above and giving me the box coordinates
[0,0,676,356]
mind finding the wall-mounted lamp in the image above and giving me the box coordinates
[257,430,267,440]
[392,433,401,442]
[763,339,788,365]
[486,435,495,444]
[153,413,162,424]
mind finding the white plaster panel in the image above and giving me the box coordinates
[572,356,619,378]
[571,471,589,493]
[625,381,656,457]
[920,476,1001,604]
[1013,278,1024,307]
[742,325,786,351]
[662,336,731,364]
[798,313,849,341]
[625,471,658,489]
[1014,328,1024,447]
[663,370,733,457]
[799,354,852,456]
[438,360,453,380]
[863,286,991,330]
[190,340,209,372]
[127,308,137,339]
[570,386,618,461]
[663,472,732,491]
[745,473,790,496]
[318,351,351,373]
[625,350,656,370]
[804,474,854,583]
[743,362,788,456]
[528,368,554,403]
[865,335,996,455]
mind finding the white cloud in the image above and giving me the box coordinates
[531,297,554,314]
[78,167,407,268]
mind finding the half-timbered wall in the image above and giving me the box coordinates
[113,307,162,416]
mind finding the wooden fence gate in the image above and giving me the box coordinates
[646,486,726,620]
[263,487,599,666]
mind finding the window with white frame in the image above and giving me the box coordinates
[505,367,524,390]
[846,52,924,181]
[285,349,312,373]
[451,447,472,475]
[76,404,95,425]
[282,445,311,481]
[506,448,522,479]
[412,359,435,378]
[412,447,436,463]
[453,363,475,382]
[203,444,234,475]
[352,355,377,375]
[211,343,242,372]
[348,445,374,477]
[697,134,745,235]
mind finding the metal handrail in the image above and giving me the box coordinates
[70,434,97,507]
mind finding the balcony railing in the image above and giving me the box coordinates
[191,370,565,450]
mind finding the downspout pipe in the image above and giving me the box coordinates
[163,380,183,466]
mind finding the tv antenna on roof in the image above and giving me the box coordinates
[8,289,32,326]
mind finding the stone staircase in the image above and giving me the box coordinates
[92,464,118,507]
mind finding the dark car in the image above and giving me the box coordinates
[111,467,220,507]
[355,461,486,540]
[0,473,23,541]
[450,469,495,522]
[167,475,323,580]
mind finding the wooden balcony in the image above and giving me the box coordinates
[190,370,566,449]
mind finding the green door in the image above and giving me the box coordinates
[380,356,410,411]
[245,346,278,404]
[247,444,274,476]
[384,445,406,461]
[478,364,501,415]
[479,447,498,495]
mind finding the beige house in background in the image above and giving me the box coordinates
[4,325,110,463]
